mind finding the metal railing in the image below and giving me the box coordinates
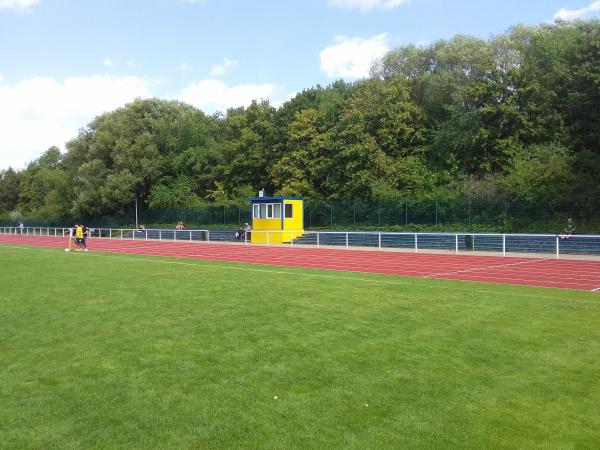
[296,231,600,257]
[2,227,599,258]
[0,226,214,243]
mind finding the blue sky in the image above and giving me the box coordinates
[1,0,599,170]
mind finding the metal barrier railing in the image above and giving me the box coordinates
[296,231,600,257]
[1,227,599,258]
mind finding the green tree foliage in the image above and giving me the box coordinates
[0,168,21,212]
[15,147,70,220]
[66,99,218,215]
[503,143,575,200]
[0,20,597,220]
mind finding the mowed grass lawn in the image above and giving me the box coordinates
[1,244,599,449]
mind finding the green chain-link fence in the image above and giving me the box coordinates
[3,195,599,232]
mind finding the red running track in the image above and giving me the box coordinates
[2,234,600,291]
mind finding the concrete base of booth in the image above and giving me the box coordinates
[250,229,304,245]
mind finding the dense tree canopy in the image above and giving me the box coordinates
[1,20,598,221]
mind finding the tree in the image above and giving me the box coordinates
[67,98,213,214]
[0,168,20,212]
[503,143,575,200]
[270,108,329,197]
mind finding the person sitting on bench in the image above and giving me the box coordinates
[560,218,576,239]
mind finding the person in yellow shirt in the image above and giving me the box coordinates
[75,224,84,251]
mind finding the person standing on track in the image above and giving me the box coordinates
[75,224,84,251]
[82,224,89,251]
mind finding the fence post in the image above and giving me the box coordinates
[556,236,560,259]
[345,232,349,249]
[414,233,418,252]
[330,201,333,228]
[455,234,458,254]
[378,233,381,250]
[317,232,320,247]
[468,199,471,228]
[503,234,506,256]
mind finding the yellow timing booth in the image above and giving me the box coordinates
[249,196,304,244]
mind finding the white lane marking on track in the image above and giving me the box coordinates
[2,243,600,306]
[426,258,548,277]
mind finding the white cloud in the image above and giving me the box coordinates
[126,59,142,68]
[320,33,389,79]
[329,0,409,12]
[179,79,275,112]
[209,58,238,77]
[0,72,284,169]
[0,75,154,169]
[0,0,39,11]
[554,1,600,20]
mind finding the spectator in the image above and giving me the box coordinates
[561,218,576,239]
[235,226,244,240]
[19,222,24,234]
[235,223,252,240]
[139,224,146,231]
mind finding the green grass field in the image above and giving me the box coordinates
[1,244,599,449]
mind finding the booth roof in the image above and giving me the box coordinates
[248,196,304,202]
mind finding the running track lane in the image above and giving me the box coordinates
[1,234,600,291]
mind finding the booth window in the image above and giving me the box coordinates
[253,202,282,219]
[284,203,293,218]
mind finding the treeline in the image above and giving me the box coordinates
[0,20,598,223]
